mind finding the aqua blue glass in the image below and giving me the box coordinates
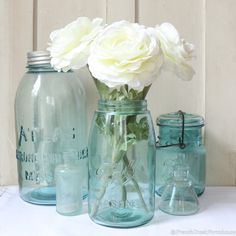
[159,165,200,215]
[15,51,88,205]
[88,100,156,228]
[155,112,206,197]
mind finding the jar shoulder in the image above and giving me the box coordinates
[16,72,85,98]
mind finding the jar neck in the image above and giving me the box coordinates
[27,63,56,73]
[98,100,147,113]
[158,126,203,146]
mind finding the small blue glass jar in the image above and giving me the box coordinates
[155,111,206,196]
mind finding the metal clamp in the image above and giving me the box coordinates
[156,110,186,149]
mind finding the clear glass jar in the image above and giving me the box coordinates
[155,111,206,196]
[15,51,88,205]
[55,151,83,216]
[88,100,156,228]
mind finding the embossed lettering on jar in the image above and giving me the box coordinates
[15,51,88,205]
[88,100,156,228]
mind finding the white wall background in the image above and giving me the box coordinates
[0,0,236,186]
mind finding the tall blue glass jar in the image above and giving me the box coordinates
[155,111,206,196]
[15,51,88,205]
[88,100,156,228]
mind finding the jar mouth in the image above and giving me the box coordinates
[157,112,205,128]
[27,63,55,72]
[98,100,147,112]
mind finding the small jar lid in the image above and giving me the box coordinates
[156,111,204,128]
[27,50,51,65]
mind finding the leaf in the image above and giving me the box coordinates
[127,117,149,141]
[120,86,129,98]
[142,85,151,99]
[95,114,106,132]
[120,134,136,151]
[94,78,152,101]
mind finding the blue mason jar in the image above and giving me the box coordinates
[88,100,156,228]
[155,111,206,196]
[15,51,88,205]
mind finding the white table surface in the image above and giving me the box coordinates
[0,186,236,236]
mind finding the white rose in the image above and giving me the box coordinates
[155,23,195,80]
[88,21,163,90]
[48,17,104,72]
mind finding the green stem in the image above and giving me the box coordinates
[91,150,149,217]
[91,113,149,216]
[90,175,110,216]
[121,161,127,208]
[123,155,149,212]
[91,150,124,217]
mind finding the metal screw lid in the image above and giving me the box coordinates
[27,50,51,65]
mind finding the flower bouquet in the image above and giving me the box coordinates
[48,17,195,227]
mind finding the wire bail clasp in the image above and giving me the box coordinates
[156,110,186,149]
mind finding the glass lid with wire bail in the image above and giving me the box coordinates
[156,111,205,148]
[157,111,204,127]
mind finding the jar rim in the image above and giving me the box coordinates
[98,99,147,105]
[97,99,147,112]
[156,111,204,127]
